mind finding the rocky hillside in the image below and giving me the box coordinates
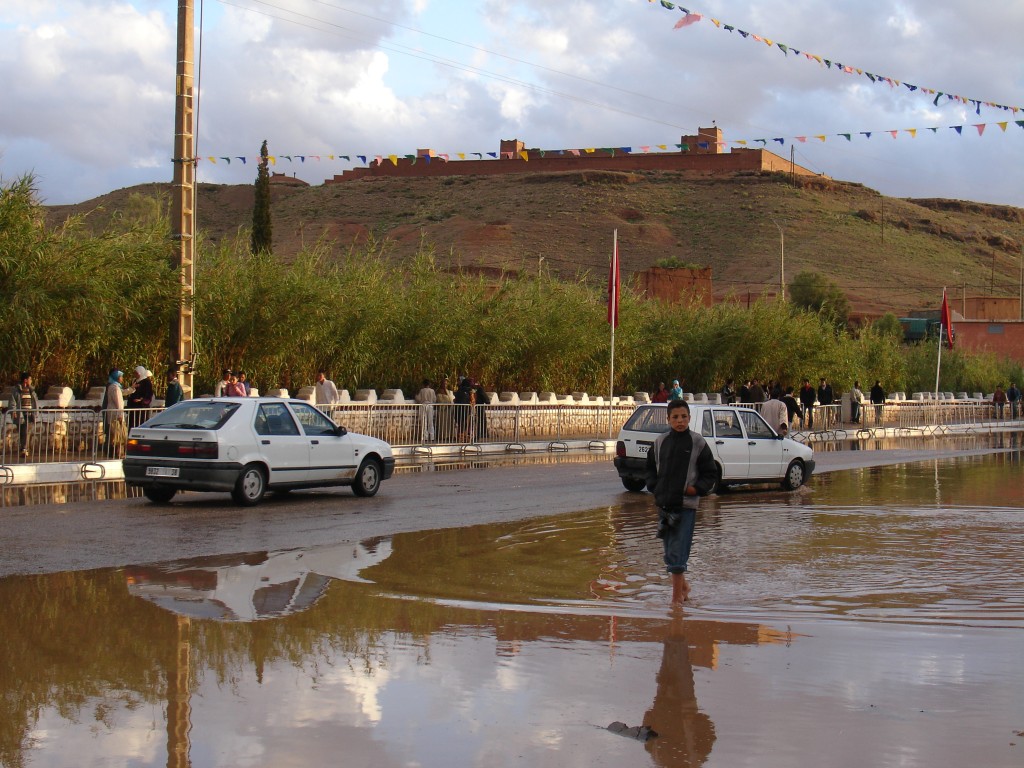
[47,170,1024,317]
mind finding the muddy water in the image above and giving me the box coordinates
[2,454,1022,767]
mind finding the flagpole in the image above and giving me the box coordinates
[608,229,618,437]
[934,287,945,400]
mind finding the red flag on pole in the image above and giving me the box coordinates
[608,236,620,327]
[940,289,954,349]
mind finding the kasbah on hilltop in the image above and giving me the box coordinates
[245,125,1024,365]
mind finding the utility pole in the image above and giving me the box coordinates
[171,0,196,396]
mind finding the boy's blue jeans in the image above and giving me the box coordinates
[659,506,697,574]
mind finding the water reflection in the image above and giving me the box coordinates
[0,480,142,508]
[2,454,1023,768]
[126,540,391,621]
[811,430,1022,453]
[643,618,716,767]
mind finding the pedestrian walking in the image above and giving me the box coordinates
[415,378,437,442]
[7,371,38,460]
[1008,382,1021,420]
[850,381,864,424]
[870,380,886,425]
[102,369,127,458]
[644,400,718,604]
[315,370,340,406]
[125,366,154,430]
[993,385,1007,419]
[799,379,816,430]
[165,368,184,408]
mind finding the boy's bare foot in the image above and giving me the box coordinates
[670,573,691,604]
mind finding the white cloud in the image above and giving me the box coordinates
[1,0,1021,206]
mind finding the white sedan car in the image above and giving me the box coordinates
[613,403,815,493]
[123,397,395,505]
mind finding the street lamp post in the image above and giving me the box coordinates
[771,220,785,301]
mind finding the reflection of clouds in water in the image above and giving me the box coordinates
[335,663,390,723]
[27,703,162,767]
[495,660,525,692]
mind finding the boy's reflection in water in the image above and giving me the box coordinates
[643,617,716,767]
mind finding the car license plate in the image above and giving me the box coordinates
[637,441,653,454]
[146,466,180,478]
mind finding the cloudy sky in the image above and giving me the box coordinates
[2,0,1022,207]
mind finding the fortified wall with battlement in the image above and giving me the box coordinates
[324,127,821,184]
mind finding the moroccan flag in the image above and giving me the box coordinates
[940,289,954,349]
[608,236,620,328]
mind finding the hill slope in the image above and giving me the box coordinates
[46,170,1024,316]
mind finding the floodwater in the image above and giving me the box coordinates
[2,453,1023,767]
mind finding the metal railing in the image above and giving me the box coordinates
[2,398,1020,469]
[0,406,164,465]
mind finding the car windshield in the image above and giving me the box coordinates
[143,401,240,430]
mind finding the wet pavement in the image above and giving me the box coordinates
[2,448,1023,767]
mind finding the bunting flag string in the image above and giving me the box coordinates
[647,0,1023,117]
[196,119,1024,167]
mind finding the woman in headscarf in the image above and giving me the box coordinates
[434,375,455,442]
[126,365,154,429]
[102,368,126,458]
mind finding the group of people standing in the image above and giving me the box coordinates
[311,372,487,443]
[408,375,489,443]
[653,376,893,432]
[847,380,888,425]
[102,366,157,457]
[214,368,252,398]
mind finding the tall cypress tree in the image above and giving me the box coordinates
[251,140,272,255]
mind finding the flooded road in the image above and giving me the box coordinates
[2,452,1023,767]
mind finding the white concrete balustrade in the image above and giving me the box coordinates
[4,385,1021,471]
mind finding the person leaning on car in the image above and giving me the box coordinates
[644,399,718,604]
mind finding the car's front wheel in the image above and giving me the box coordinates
[143,486,177,504]
[621,477,646,492]
[232,464,267,505]
[782,459,806,490]
[352,457,383,497]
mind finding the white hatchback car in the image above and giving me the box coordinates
[614,403,814,493]
[123,398,395,505]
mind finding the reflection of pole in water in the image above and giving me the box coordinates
[642,618,716,767]
[166,616,192,768]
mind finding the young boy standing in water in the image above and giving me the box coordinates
[645,400,718,603]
